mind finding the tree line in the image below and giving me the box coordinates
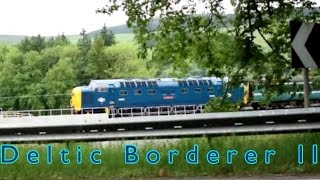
[2,0,320,111]
[0,25,154,110]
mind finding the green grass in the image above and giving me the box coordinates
[1,132,320,179]
[115,33,135,43]
[66,34,82,44]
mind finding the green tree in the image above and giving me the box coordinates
[0,44,9,64]
[232,0,319,86]
[46,37,55,47]
[0,35,83,110]
[18,35,47,53]
[53,33,71,46]
[24,83,47,110]
[77,29,92,85]
[105,43,155,78]
[0,46,24,110]
[42,58,78,109]
[86,35,109,79]
[99,0,320,103]
[18,51,44,109]
[38,46,62,74]
[99,24,116,46]
[86,37,155,80]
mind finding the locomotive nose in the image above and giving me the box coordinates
[71,87,82,111]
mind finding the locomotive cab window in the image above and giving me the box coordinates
[120,90,128,96]
[134,90,142,96]
[195,88,201,93]
[181,88,188,94]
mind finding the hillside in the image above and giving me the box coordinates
[87,18,160,37]
[87,24,133,38]
[0,14,234,44]
[0,35,28,44]
[1,8,318,44]
[0,18,163,44]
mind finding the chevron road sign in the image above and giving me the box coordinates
[290,21,320,68]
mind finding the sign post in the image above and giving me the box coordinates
[303,68,310,107]
[290,21,320,108]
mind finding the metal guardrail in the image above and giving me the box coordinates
[1,112,33,118]
[0,107,97,117]
[1,122,320,142]
[1,102,319,118]
[113,105,204,117]
[0,105,205,118]
[0,107,319,142]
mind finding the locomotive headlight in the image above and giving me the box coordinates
[71,87,82,111]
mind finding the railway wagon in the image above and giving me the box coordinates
[70,77,245,115]
[250,82,320,110]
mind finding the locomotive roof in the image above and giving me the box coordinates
[89,77,222,88]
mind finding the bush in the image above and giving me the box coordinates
[204,98,240,112]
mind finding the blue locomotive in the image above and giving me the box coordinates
[70,77,246,115]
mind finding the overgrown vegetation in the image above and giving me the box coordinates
[0,26,154,110]
[204,98,240,112]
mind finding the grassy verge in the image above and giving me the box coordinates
[1,132,320,179]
